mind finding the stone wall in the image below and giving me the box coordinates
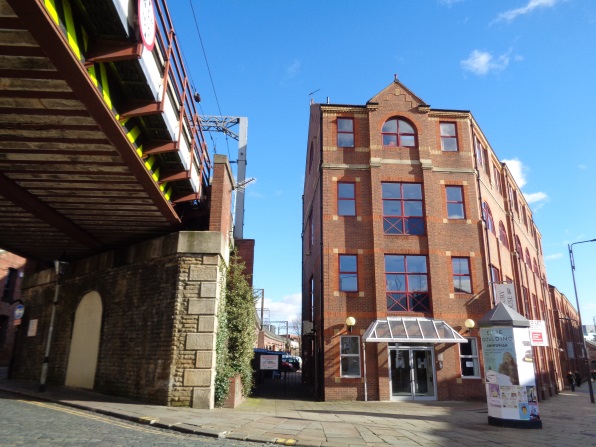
[11,231,228,409]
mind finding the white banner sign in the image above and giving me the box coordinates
[494,283,517,312]
[529,320,549,347]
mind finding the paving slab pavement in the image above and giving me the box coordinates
[0,379,595,446]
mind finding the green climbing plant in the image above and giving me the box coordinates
[214,249,258,407]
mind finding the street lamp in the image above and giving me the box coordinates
[39,260,68,392]
[569,239,596,404]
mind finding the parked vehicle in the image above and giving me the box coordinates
[282,355,302,371]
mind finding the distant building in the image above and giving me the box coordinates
[302,79,562,402]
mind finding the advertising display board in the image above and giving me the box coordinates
[481,326,541,427]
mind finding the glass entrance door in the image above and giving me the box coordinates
[390,347,435,400]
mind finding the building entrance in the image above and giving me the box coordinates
[389,346,435,400]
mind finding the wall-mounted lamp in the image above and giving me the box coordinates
[464,319,475,334]
[345,316,356,333]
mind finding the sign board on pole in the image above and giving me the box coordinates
[494,283,517,312]
[13,303,25,320]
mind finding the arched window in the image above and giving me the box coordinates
[482,202,495,234]
[515,236,522,259]
[525,249,531,266]
[382,117,417,147]
[498,221,509,248]
[532,258,538,275]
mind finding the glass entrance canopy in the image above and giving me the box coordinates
[363,317,467,344]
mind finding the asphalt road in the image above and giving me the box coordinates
[0,391,270,447]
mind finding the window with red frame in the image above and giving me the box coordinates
[525,249,532,266]
[446,185,465,219]
[338,182,356,216]
[493,164,502,195]
[382,182,424,235]
[475,137,484,168]
[452,257,472,293]
[483,148,490,177]
[385,254,430,312]
[490,265,501,285]
[337,118,354,148]
[382,118,417,147]
[440,122,458,151]
[498,221,509,248]
[339,254,358,292]
[482,202,495,234]
[515,236,522,259]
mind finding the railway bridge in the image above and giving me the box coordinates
[0,0,249,409]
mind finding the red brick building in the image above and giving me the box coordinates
[302,79,560,402]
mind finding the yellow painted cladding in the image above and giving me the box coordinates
[42,0,174,201]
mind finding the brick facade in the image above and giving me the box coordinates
[302,80,561,402]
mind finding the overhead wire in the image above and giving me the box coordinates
[187,0,232,160]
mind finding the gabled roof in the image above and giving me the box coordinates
[366,78,429,108]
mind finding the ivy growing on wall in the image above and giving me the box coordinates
[214,250,257,407]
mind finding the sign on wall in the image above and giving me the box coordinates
[529,320,549,347]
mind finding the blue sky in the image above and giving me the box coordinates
[168,0,596,329]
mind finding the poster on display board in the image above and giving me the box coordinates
[481,327,540,424]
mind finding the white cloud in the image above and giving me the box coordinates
[438,0,464,5]
[502,158,527,188]
[544,253,563,261]
[495,0,557,23]
[461,50,510,75]
[503,158,549,206]
[286,59,301,77]
[261,292,302,323]
[578,164,587,170]
[524,191,548,204]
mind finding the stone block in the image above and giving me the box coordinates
[203,254,219,265]
[200,282,217,298]
[189,265,218,282]
[186,333,215,350]
[192,387,214,409]
[198,315,216,333]
[184,369,212,387]
[196,351,215,368]
[188,299,216,315]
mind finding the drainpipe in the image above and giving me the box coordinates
[468,119,495,306]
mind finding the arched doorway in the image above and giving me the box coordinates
[65,291,102,389]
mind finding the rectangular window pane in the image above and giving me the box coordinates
[442,138,457,151]
[339,255,358,292]
[340,336,361,377]
[338,201,355,216]
[447,203,465,219]
[460,338,480,377]
[382,183,401,199]
[338,133,354,147]
[440,122,456,136]
[338,183,354,198]
[341,357,361,376]
[403,201,423,216]
[406,256,427,273]
[338,118,353,132]
[402,184,422,199]
[385,255,405,272]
